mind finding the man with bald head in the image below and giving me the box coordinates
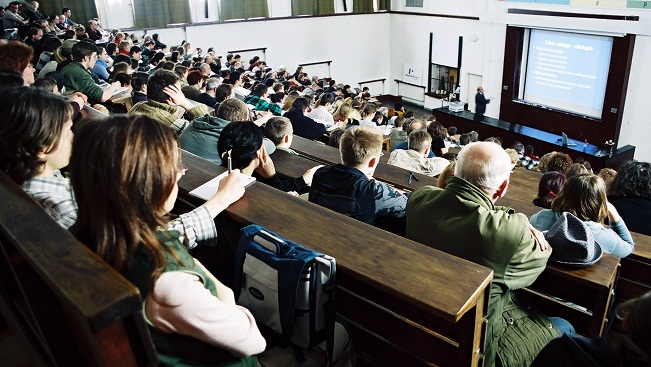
[406,142,564,367]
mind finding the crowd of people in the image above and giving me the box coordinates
[1,3,651,366]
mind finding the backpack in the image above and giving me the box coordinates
[234,225,336,361]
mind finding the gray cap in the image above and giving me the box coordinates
[544,212,602,267]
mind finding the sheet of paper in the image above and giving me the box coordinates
[189,172,256,200]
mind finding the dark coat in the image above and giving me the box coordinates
[284,109,327,140]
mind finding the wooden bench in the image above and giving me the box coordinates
[290,135,439,191]
[177,151,493,367]
[0,171,157,366]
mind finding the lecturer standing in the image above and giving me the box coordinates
[474,86,490,121]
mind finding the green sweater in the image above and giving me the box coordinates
[61,61,104,104]
[129,100,208,134]
[126,230,257,367]
[406,177,559,367]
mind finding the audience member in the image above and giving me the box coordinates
[131,72,149,104]
[564,162,590,179]
[264,116,298,155]
[545,152,573,174]
[427,122,448,157]
[608,161,651,235]
[598,167,617,194]
[129,69,207,133]
[195,77,220,108]
[387,130,449,177]
[0,42,34,85]
[406,141,564,367]
[532,172,567,209]
[389,116,407,150]
[436,161,455,189]
[530,174,634,257]
[284,97,327,139]
[308,93,335,127]
[61,41,121,104]
[69,114,264,366]
[533,290,651,366]
[242,83,282,115]
[309,126,408,226]
[217,121,317,194]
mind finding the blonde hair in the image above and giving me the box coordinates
[340,126,383,167]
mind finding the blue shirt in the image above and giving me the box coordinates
[529,209,635,258]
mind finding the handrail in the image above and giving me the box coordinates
[298,60,332,67]
[358,78,386,85]
[227,47,267,54]
[394,79,425,89]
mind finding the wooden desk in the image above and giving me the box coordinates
[178,151,493,367]
[527,254,620,337]
[619,232,651,300]
[290,136,438,191]
[110,91,133,111]
[188,98,216,116]
[0,171,157,366]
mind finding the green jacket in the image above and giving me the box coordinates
[125,230,257,367]
[406,177,559,367]
[61,61,104,104]
[129,100,207,134]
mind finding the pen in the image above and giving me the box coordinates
[227,149,232,174]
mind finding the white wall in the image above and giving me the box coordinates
[387,2,651,162]
[146,14,391,90]
[94,0,651,162]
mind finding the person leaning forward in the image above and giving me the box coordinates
[406,142,564,367]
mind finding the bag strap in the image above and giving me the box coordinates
[324,264,337,367]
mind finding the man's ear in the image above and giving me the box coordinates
[283,134,290,143]
[494,178,509,200]
[423,147,430,157]
[368,156,379,170]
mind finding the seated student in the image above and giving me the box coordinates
[358,103,378,128]
[309,126,408,225]
[61,41,122,104]
[533,171,567,209]
[608,161,651,236]
[129,69,207,134]
[392,118,436,158]
[217,121,319,194]
[387,130,450,177]
[195,77,220,108]
[69,114,265,366]
[0,88,232,253]
[214,83,233,111]
[427,121,449,157]
[530,174,634,258]
[284,97,327,140]
[180,98,274,166]
[242,83,282,116]
[130,71,148,104]
[532,290,651,366]
[182,70,204,101]
[388,116,407,151]
[308,93,336,127]
[0,41,35,86]
[264,116,298,155]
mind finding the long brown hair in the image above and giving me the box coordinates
[551,174,608,223]
[70,114,180,283]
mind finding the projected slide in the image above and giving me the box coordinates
[523,29,612,118]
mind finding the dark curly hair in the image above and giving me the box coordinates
[611,161,651,200]
[546,152,573,174]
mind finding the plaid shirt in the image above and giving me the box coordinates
[387,149,450,177]
[22,170,216,248]
[22,170,78,229]
[242,94,283,116]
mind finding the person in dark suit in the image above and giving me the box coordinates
[474,86,490,121]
